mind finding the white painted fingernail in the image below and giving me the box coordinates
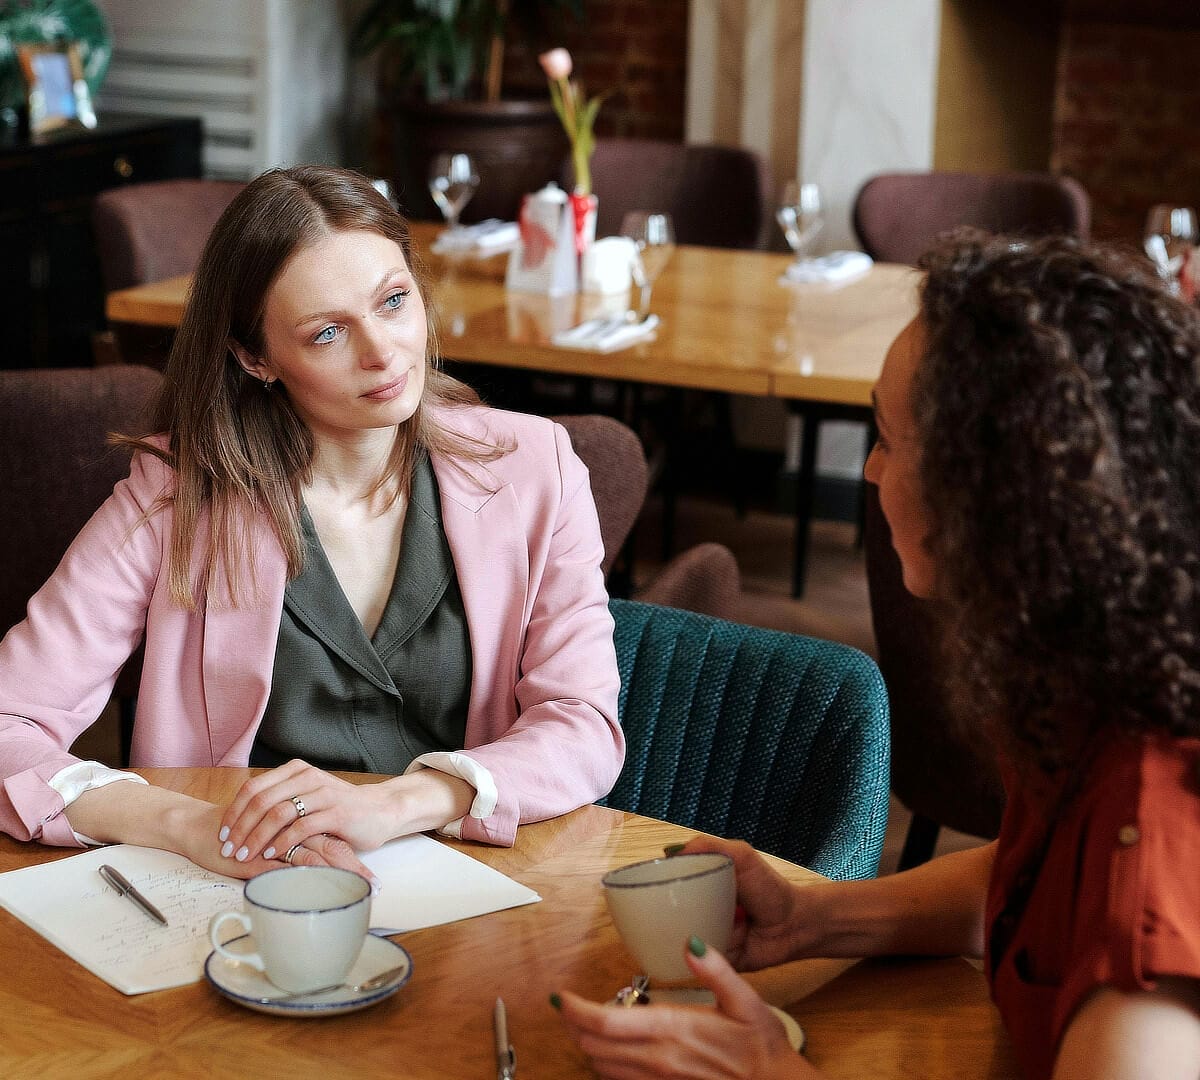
[370,875,382,896]
[218,825,230,842]
[235,846,249,862]
[263,847,276,860]
[221,840,234,858]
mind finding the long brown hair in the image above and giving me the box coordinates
[913,229,1200,770]
[120,165,502,609]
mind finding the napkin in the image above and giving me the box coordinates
[431,219,520,256]
[781,250,873,286]
[552,313,660,353]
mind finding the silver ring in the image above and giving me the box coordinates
[291,795,307,819]
[283,843,302,865]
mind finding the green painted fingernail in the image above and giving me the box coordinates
[549,992,562,1010]
[663,843,686,857]
[688,935,707,957]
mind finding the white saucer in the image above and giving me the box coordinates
[204,933,412,1017]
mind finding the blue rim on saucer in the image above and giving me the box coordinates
[204,932,412,1017]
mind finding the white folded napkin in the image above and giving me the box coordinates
[780,250,873,286]
[431,219,520,255]
[552,313,660,353]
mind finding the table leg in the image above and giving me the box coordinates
[792,403,820,599]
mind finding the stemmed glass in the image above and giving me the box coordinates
[428,152,480,233]
[620,211,676,319]
[1144,204,1198,294]
[776,180,824,261]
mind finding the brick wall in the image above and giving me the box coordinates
[1052,16,1200,242]
[501,0,689,140]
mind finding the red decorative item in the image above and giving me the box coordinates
[569,191,597,256]
[1182,247,1197,304]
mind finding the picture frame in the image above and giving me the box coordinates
[16,42,97,135]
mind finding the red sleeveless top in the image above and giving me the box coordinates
[986,734,1200,1078]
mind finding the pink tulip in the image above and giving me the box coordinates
[539,48,573,81]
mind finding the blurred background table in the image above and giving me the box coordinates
[0,767,1014,1079]
[105,223,918,596]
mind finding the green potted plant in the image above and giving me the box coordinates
[351,0,585,222]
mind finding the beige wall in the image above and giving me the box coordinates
[934,0,1060,173]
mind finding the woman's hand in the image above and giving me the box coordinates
[556,938,821,1079]
[214,759,474,875]
[678,837,811,972]
[180,800,369,881]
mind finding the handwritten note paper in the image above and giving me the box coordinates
[0,845,242,995]
[0,835,540,995]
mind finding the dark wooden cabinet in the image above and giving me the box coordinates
[0,114,202,369]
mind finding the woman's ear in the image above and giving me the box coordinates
[229,338,270,382]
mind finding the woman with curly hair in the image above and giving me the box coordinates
[556,230,1200,1078]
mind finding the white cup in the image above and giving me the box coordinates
[602,853,736,982]
[208,865,371,993]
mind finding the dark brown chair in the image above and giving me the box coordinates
[92,179,245,368]
[568,138,773,250]
[92,179,246,292]
[852,170,1091,266]
[553,414,741,620]
[0,367,164,764]
[863,482,1004,868]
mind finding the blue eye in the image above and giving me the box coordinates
[313,325,338,345]
[383,290,409,310]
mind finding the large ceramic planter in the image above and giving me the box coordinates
[384,98,569,225]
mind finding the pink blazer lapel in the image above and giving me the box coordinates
[432,452,529,746]
[199,513,289,763]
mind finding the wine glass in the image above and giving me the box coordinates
[1145,205,1198,294]
[620,211,676,319]
[776,180,824,261]
[428,152,480,233]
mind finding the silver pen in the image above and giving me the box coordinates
[494,996,517,1080]
[98,863,169,927]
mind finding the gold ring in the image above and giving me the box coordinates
[283,843,302,865]
[291,795,307,819]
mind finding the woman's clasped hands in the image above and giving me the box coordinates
[213,758,475,887]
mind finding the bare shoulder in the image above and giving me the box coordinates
[1054,979,1200,1080]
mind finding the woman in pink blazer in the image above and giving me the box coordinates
[0,166,624,883]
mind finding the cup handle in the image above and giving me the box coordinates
[208,911,263,972]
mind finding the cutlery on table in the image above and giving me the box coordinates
[255,963,409,1004]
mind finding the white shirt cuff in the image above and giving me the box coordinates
[404,751,497,838]
[47,760,148,846]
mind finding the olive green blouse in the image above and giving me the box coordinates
[250,453,472,773]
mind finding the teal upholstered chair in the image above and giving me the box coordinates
[602,599,890,880]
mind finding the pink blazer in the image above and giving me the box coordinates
[0,405,624,848]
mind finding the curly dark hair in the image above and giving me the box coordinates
[913,229,1200,769]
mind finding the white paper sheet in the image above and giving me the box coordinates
[0,835,539,995]
[360,834,540,934]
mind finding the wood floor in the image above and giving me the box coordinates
[631,491,988,876]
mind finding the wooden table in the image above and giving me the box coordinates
[0,768,1014,1079]
[105,224,919,595]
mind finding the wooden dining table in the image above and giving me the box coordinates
[104,222,918,596]
[0,768,1015,1079]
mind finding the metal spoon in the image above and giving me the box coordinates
[255,963,409,1004]
[613,974,651,1007]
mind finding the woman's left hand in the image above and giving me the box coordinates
[216,758,475,872]
[215,759,401,872]
[556,939,821,1079]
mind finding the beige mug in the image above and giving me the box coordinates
[602,853,736,982]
